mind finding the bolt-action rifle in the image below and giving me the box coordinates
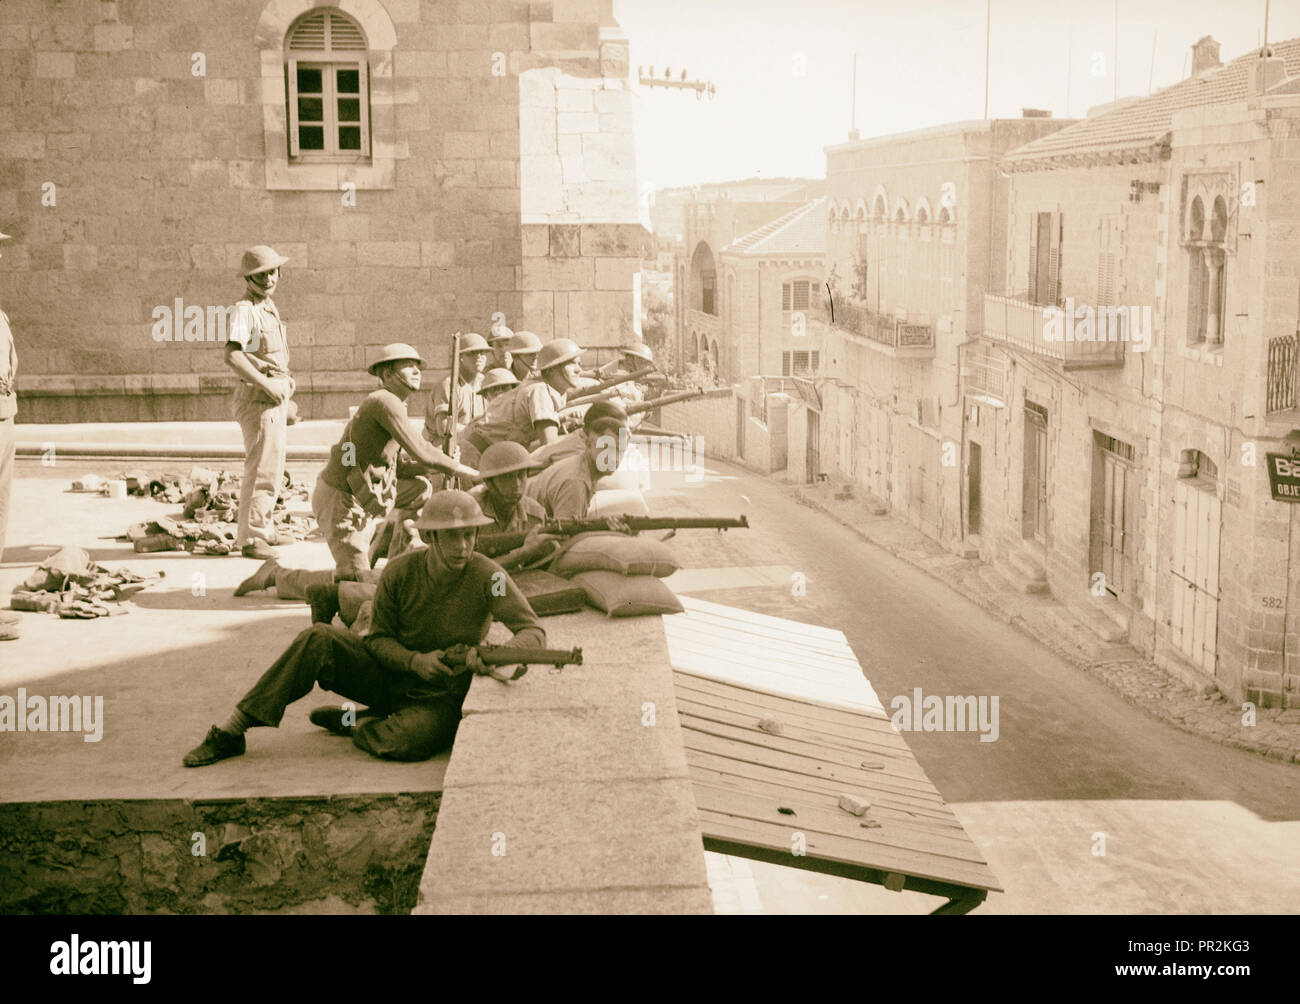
[435,642,584,682]
[477,514,749,558]
[564,367,657,408]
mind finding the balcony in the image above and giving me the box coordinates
[982,293,1125,370]
[1267,333,1298,414]
[833,298,934,356]
[962,343,1006,406]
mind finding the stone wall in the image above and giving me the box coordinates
[0,0,640,422]
[0,793,438,914]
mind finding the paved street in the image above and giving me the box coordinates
[3,446,1299,913]
[652,458,1300,913]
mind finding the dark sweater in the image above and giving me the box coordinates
[365,549,545,697]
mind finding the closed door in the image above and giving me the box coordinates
[1091,443,1134,599]
[968,441,982,535]
[1022,406,1048,541]
[806,411,820,483]
[1170,482,1222,675]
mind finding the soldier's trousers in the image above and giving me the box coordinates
[236,623,463,762]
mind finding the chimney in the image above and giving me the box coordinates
[1248,46,1288,96]
[1021,108,1051,118]
[1190,35,1221,76]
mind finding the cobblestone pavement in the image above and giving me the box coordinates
[790,481,1300,766]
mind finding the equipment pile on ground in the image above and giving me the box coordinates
[8,545,165,619]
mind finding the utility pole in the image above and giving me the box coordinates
[1065,24,1072,117]
[1148,29,1157,94]
[1113,0,1119,102]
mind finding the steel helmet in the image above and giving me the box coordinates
[240,245,289,276]
[621,343,654,364]
[478,441,541,480]
[488,324,514,345]
[367,342,423,375]
[414,490,495,531]
[506,330,543,356]
[537,338,584,371]
[480,367,519,393]
[583,399,630,432]
[457,332,490,353]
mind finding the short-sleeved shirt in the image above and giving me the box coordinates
[476,378,565,449]
[525,452,595,521]
[228,295,290,405]
[320,389,409,494]
[469,484,547,534]
[0,308,16,421]
[430,373,484,433]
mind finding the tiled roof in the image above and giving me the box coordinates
[724,198,826,257]
[1008,36,1300,163]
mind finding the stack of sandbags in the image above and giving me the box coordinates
[545,532,683,617]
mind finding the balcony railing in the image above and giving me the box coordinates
[1267,333,1299,413]
[982,293,1125,369]
[962,344,1006,403]
[833,298,934,353]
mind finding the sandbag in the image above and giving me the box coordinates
[511,569,588,616]
[587,488,649,518]
[569,570,683,617]
[550,532,679,579]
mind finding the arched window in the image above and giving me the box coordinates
[287,8,370,158]
[258,0,396,190]
[1185,194,1227,346]
[711,339,720,372]
[1178,448,1218,484]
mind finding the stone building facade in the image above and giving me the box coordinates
[0,0,646,422]
[816,117,1071,544]
[978,37,1300,707]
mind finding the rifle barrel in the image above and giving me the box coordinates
[473,645,583,667]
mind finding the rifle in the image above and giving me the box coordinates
[626,388,703,416]
[444,332,462,489]
[564,367,657,408]
[439,642,583,681]
[477,514,749,555]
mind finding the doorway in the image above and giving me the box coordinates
[1022,402,1048,542]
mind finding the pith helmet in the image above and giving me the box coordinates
[240,245,289,276]
[479,441,540,480]
[488,324,514,345]
[368,342,423,375]
[457,332,490,353]
[480,367,519,393]
[621,343,653,363]
[506,330,543,355]
[414,490,495,531]
[537,338,583,371]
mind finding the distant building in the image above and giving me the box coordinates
[973,36,1300,707]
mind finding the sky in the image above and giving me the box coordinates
[613,0,1300,191]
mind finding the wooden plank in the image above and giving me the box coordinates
[675,691,910,758]
[679,595,847,644]
[697,812,1000,892]
[691,779,989,863]
[667,618,864,675]
[682,737,950,813]
[677,712,936,792]
[687,762,968,835]
[669,639,886,717]
[674,674,901,737]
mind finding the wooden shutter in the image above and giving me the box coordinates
[286,62,298,157]
[1027,214,1039,302]
[1046,212,1061,307]
[782,283,791,311]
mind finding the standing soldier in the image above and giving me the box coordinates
[505,330,543,383]
[226,245,293,561]
[424,331,490,444]
[0,230,18,642]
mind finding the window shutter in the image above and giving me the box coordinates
[287,60,300,156]
[1046,211,1061,307]
[1027,215,1038,302]
[782,352,791,376]
[360,59,371,156]
[782,283,791,311]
